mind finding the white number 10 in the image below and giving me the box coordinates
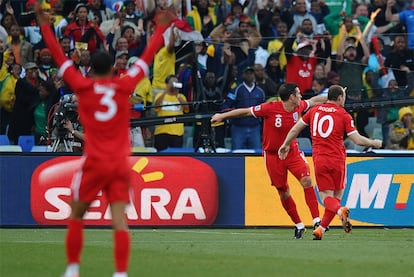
[312,112,334,138]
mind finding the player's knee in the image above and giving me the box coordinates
[276,186,289,199]
[300,176,312,188]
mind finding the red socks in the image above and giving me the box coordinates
[320,210,337,229]
[281,196,301,224]
[114,230,131,273]
[323,196,341,213]
[320,196,342,228]
[66,220,130,273]
[66,219,83,264]
[303,186,320,219]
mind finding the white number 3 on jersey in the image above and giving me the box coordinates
[94,84,117,121]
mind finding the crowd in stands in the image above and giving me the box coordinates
[0,0,413,151]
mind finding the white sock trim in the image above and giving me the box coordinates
[295,222,305,229]
[313,217,321,225]
[113,272,128,277]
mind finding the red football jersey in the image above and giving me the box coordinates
[251,100,309,152]
[301,103,357,162]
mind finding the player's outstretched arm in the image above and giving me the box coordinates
[348,132,383,148]
[211,108,252,124]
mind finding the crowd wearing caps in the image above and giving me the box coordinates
[243,66,254,73]
[115,50,129,59]
[24,62,38,70]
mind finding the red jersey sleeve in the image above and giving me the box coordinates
[40,23,70,67]
[40,23,90,94]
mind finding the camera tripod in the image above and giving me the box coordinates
[50,136,73,152]
[193,116,216,153]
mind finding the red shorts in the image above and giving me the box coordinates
[264,150,310,192]
[313,157,346,191]
[71,156,132,203]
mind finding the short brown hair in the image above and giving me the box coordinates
[327,85,344,101]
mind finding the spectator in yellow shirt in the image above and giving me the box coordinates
[153,75,189,151]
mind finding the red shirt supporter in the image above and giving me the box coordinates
[64,4,106,53]
[285,54,317,95]
[284,37,330,95]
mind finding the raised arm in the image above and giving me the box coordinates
[385,0,400,23]
[36,7,70,67]
[125,11,177,86]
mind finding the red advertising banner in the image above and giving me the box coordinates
[31,156,219,226]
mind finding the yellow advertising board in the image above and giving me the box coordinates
[245,157,380,227]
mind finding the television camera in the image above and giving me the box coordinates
[50,94,78,152]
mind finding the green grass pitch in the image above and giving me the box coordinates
[0,228,413,276]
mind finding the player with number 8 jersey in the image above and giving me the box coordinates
[211,83,327,238]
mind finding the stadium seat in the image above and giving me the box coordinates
[17,135,35,152]
[160,147,195,153]
[231,149,257,153]
[30,145,50,152]
[0,145,23,152]
[297,137,312,149]
[372,127,383,140]
[184,136,194,148]
[215,147,232,153]
[365,117,381,138]
[131,146,157,153]
[0,135,10,145]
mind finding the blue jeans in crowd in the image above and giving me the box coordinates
[231,124,262,150]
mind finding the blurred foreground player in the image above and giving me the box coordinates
[36,5,175,277]
[279,85,382,240]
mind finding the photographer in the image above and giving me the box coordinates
[50,94,83,152]
[63,118,84,152]
[153,75,189,151]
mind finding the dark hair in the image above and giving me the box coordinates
[90,51,113,75]
[314,77,327,86]
[121,25,135,37]
[59,35,70,42]
[165,74,177,84]
[327,85,344,101]
[40,79,58,94]
[278,83,298,101]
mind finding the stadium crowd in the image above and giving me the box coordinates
[0,0,413,151]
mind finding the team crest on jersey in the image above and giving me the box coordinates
[254,105,261,111]
[293,112,299,122]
